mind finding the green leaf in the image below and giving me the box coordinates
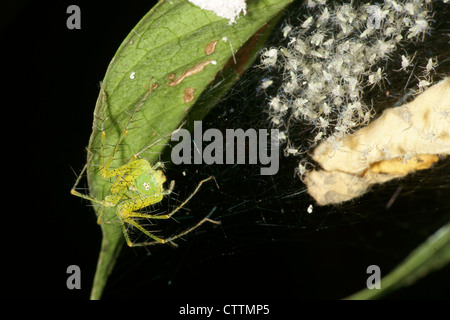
[81,0,292,300]
[346,221,450,300]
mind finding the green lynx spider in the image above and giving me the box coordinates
[71,79,219,247]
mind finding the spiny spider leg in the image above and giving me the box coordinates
[128,206,220,247]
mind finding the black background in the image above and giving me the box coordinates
[2,0,449,301]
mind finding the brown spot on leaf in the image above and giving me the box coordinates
[205,40,218,55]
[184,87,196,103]
[167,60,212,87]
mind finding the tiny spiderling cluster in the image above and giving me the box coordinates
[260,0,444,176]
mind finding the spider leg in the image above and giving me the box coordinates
[129,206,220,247]
[162,206,220,244]
[70,149,95,199]
[149,177,214,220]
[119,177,218,247]
[152,161,165,170]
[119,177,211,222]
[162,180,175,196]
[121,215,167,246]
